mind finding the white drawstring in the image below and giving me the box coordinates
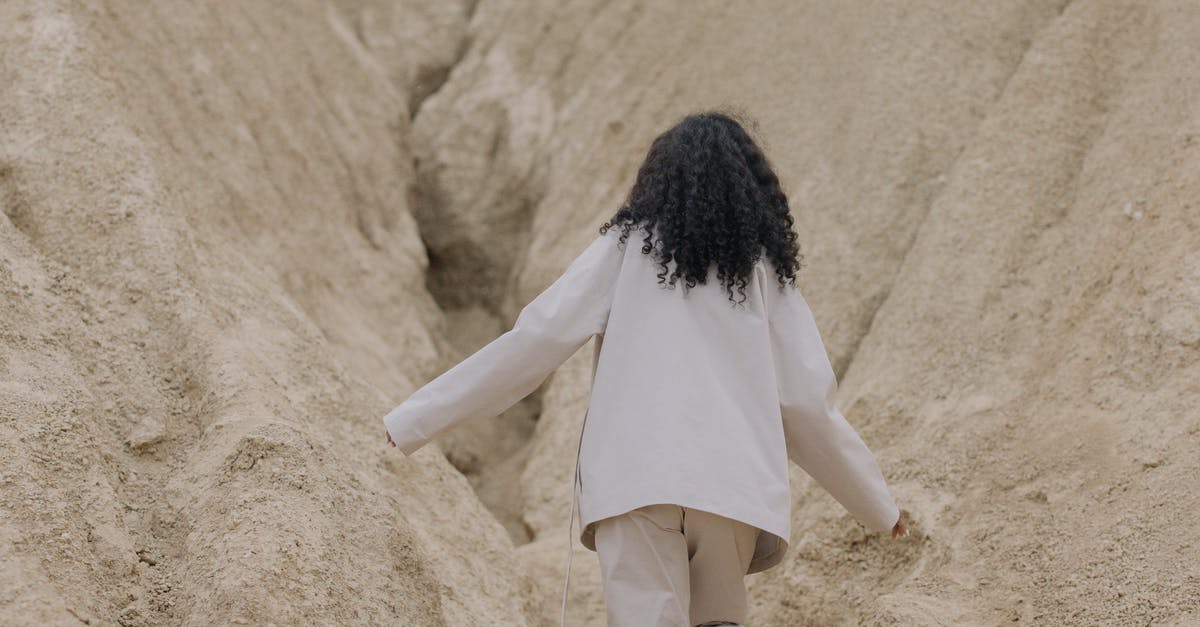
[559,405,589,627]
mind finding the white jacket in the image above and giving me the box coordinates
[382,226,899,580]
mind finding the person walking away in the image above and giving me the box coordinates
[382,109,909,627]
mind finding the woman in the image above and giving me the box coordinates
[384,110,908,627]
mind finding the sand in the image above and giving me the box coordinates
[2,0,1197,625]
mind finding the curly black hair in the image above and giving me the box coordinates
[599,108,804,308]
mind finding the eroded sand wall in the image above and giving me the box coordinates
[2,0,1198,625]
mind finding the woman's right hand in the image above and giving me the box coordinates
[891,510,910,538]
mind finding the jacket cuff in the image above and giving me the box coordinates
[383,413,428,457]
[864,499,901,534]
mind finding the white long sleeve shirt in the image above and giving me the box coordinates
[383,226,899,575]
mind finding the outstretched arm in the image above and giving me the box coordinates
[765,274,900,533]
[383,232,624,456]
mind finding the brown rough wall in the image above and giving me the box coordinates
[415,0,1199,624]
[1,0,541,625]
[3,0,1198,625]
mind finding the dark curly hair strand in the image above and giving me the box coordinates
[599,108,804,308]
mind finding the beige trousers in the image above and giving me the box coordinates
[593,503,759,627]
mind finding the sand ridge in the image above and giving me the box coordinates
[2,0,1198,625]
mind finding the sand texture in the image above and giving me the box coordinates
[2,0,1198,625]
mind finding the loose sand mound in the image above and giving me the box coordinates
[2,1,541,624]
[2,0,1197,625]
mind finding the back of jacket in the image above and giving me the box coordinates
[383,226,898,575]
[577,227,795,572]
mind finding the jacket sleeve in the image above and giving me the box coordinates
[764,275,900,533]
[383,232,623,456]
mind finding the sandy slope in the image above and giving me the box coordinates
[2,0,1198,625]
[1,1,543,624]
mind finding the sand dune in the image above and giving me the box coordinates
[2,1,1197,625]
